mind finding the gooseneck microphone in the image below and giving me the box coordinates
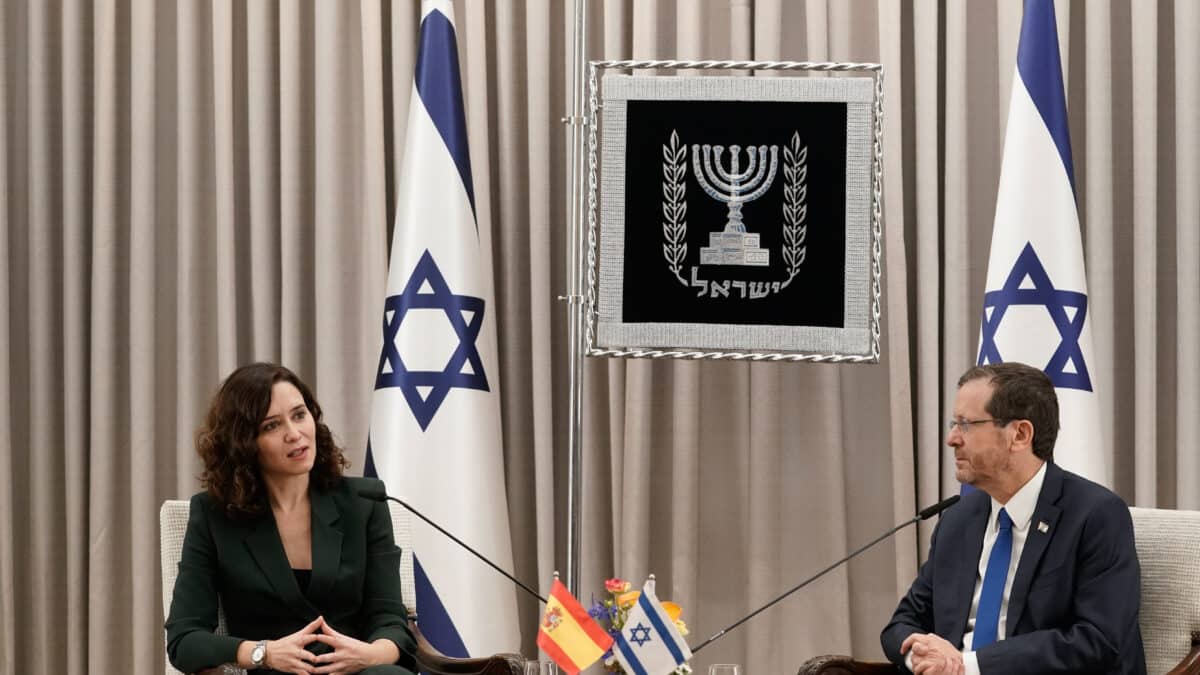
[357,487,548,604]
[691,494,961,654]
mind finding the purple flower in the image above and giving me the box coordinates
[588,600,609,623]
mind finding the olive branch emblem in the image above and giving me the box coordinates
[781,131,807,287]
[662,130,688,285]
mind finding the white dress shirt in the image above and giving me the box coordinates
[906,461,1047,675]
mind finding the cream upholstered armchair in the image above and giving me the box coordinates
[160,499,524,675]
[796,506,1200,675]
[1129,507,1200,674]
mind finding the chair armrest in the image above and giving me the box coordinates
[1166,632,1200,675]
[797,655,901,675]
[410,619,525,675]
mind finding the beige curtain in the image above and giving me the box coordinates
[1,1,1197,674]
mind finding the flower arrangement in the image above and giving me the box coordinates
[589,578,693,675]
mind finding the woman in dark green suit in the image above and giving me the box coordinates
[166,363,417,675]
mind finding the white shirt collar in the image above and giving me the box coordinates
[990,460,1047,530]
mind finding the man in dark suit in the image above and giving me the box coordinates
[881,362,1145,675]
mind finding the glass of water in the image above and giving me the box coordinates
[525,660,559,675]
[708,665,742,675]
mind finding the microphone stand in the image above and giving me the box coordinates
[360,490,548,604]
[691,495,960,654]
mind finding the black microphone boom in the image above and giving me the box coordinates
[918,494,961,520]
[357,488,548,604]
[690,494,961,654]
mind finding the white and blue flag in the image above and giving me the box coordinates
[977,0,1106,485]
[366,0,519,657]
[612,579,692,675]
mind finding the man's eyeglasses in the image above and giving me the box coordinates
[947,418,1009,433]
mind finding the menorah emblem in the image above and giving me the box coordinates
[661,130,808,296]
[691,143,778,266]
[692,143,779,232]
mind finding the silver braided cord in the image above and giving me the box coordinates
[869,66,885,363]
[584,347,879,363]
[590,59,882,73]
[584,62,601,351]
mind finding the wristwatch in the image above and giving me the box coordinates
[250,640,267,668]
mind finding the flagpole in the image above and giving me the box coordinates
[563,0,589,596]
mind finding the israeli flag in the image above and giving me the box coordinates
[612,580,692,675]
[977,0,1107,485]
[366,0,519,657]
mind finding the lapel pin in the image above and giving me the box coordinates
[1037,521,1050,534]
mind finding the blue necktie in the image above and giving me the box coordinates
[973,507,1013,650]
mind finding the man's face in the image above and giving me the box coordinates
[947,378,1013,492]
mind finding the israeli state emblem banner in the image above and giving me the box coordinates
[587,69,882,362]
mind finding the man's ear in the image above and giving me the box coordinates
[1009,419,1035,451]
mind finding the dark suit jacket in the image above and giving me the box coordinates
[881,462,1145,674]
[165,476,417,674]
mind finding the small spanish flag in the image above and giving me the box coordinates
[537,578,614,674]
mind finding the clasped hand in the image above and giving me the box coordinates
[262,615,391,674]
[900,632,965,675]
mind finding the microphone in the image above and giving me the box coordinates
[691,494,961,653]
[357,487,548,604]
[918,494,961,520]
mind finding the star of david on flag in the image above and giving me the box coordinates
[979,243,1091,392]
[366,0,519,659]
[376,249,489,431]
[612,579,693,675]
[629,624,653,647]
[977,0,1107,485]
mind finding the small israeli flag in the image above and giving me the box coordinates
[977,0,1107,485]
[613,579,692,675]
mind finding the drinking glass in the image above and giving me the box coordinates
[708,664,742,675]
[524,660,559,675]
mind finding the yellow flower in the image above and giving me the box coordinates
[673,619,689,637]
[660,601,682,621]
[616,590,641,608]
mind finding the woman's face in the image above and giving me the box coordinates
[256,381,317,480]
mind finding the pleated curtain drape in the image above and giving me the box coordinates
[1,2,1197,674]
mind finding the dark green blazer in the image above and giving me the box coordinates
[165,476,417,673]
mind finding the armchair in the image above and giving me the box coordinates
[1129,507,1200,675]
[160,499,524,675]
[797,506,1200,675]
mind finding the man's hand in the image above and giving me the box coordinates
[901,633,965,675]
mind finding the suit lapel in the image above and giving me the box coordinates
[244,513,314,618]
[948,496,991,646]
[308,488,343,607]
[1005,463,1063,633]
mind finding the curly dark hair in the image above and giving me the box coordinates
[958,362,1060,462]
[197,362,350,519]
